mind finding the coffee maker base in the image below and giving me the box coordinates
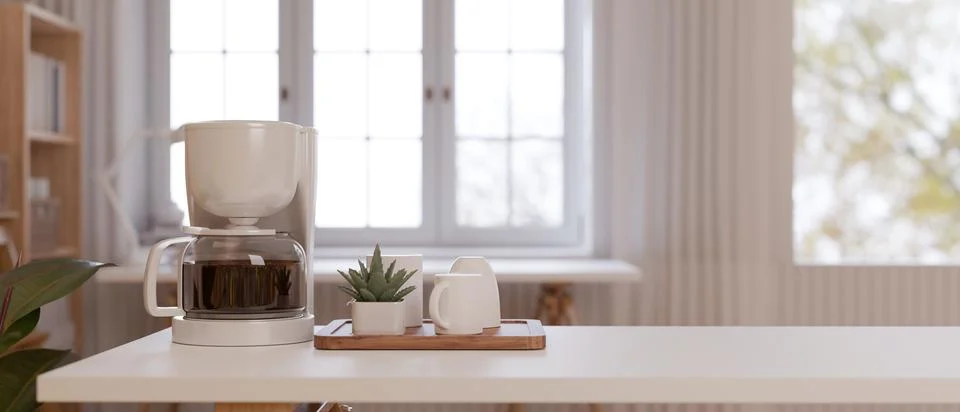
[170,315,315,346]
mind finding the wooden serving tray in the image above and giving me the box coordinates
[314,319,546,350]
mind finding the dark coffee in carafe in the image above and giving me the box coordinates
[181,259,305,320]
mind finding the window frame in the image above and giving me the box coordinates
[147,0,595,256]
[305,0,438,246]
[436,0,587,247]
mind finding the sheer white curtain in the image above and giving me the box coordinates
[76,0,163,359]
[605,2,792,411]
[607,0,792,329]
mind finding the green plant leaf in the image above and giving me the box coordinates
[337,285,359,300]
[338,270,361,291]
[357,288,377,302]
[0,287,13,334]
[378,287,398,302]
[393,270,416,290]
[0,259,113,330]
[394,285,416,301]
[347,269,367,289]
[389,269,409,289]
[370,244,383,276]
[367,267,388,298]
[384,260,397,283]
[386,269,403,289]
[0,348,71,412]
[358,260,370,283]
[0,308,39,354]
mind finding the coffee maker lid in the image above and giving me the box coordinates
[182,226,277,236]
[181,120,301,132]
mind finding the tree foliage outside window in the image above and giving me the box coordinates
[795,0,960,263]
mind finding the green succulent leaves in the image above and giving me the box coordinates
[337,244,417,302]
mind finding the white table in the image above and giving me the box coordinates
[38,326,960,406]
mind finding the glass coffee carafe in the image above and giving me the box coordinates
[143,231,308,321]
[180,233,307,320]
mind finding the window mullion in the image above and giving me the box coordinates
[436,0,457,244]
[422,0,447,243]
[280,0,312,125]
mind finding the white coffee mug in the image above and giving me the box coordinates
[429,274,485,335]
[449,256,500,328]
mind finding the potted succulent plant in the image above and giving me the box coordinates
[337,244,417,335]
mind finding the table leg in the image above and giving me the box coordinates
[214,404,297,412]
[529,283,599,412]
[535,282,577,326]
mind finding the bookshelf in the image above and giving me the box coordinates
[30,130,76,145]
[0,3,84,350]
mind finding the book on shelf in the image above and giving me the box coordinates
[27,52,65,134]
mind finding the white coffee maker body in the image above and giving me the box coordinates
[143,120,317,347]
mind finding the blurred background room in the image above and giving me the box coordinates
[2,0,960,410]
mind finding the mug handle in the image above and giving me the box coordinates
[429,280,451,330]
[143,236,192,318]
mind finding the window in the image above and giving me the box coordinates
[312,0,424,229]
[795,0,960,263]
[162,0,587,249]
[167,0,280,225]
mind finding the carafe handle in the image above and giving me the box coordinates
[143,236,192,317]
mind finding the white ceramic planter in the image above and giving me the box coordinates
[366,254,423,327]
[350,301,406,335]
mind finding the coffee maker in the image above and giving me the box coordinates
[143,120,316,346]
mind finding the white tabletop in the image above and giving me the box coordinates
[95,258,642,284]
[37,326,960,404]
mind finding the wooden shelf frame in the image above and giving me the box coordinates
[23,3,80,35]
[29,130,76,145]
[0,2,82,260]
[0,3,84,354]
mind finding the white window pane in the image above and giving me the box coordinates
[794,0,960,262]
[314,0,367,51]
[457,140,508,227]
[456,54,508,138]
[170,0,223,52]
[369,0,421,52]
[170,53,224,128]
[511,140,563,227]
[369,140,422,227]
[316,139,367,227]
[511,53,564,137]
[510,0,564,51]
[170,141,188,226]
[369,54,422,138]
[225,53,278,120]
[225,0,278,52]
[314,54,367,138]
[455,0,508,51]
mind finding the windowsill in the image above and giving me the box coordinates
[96,247,642,285]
